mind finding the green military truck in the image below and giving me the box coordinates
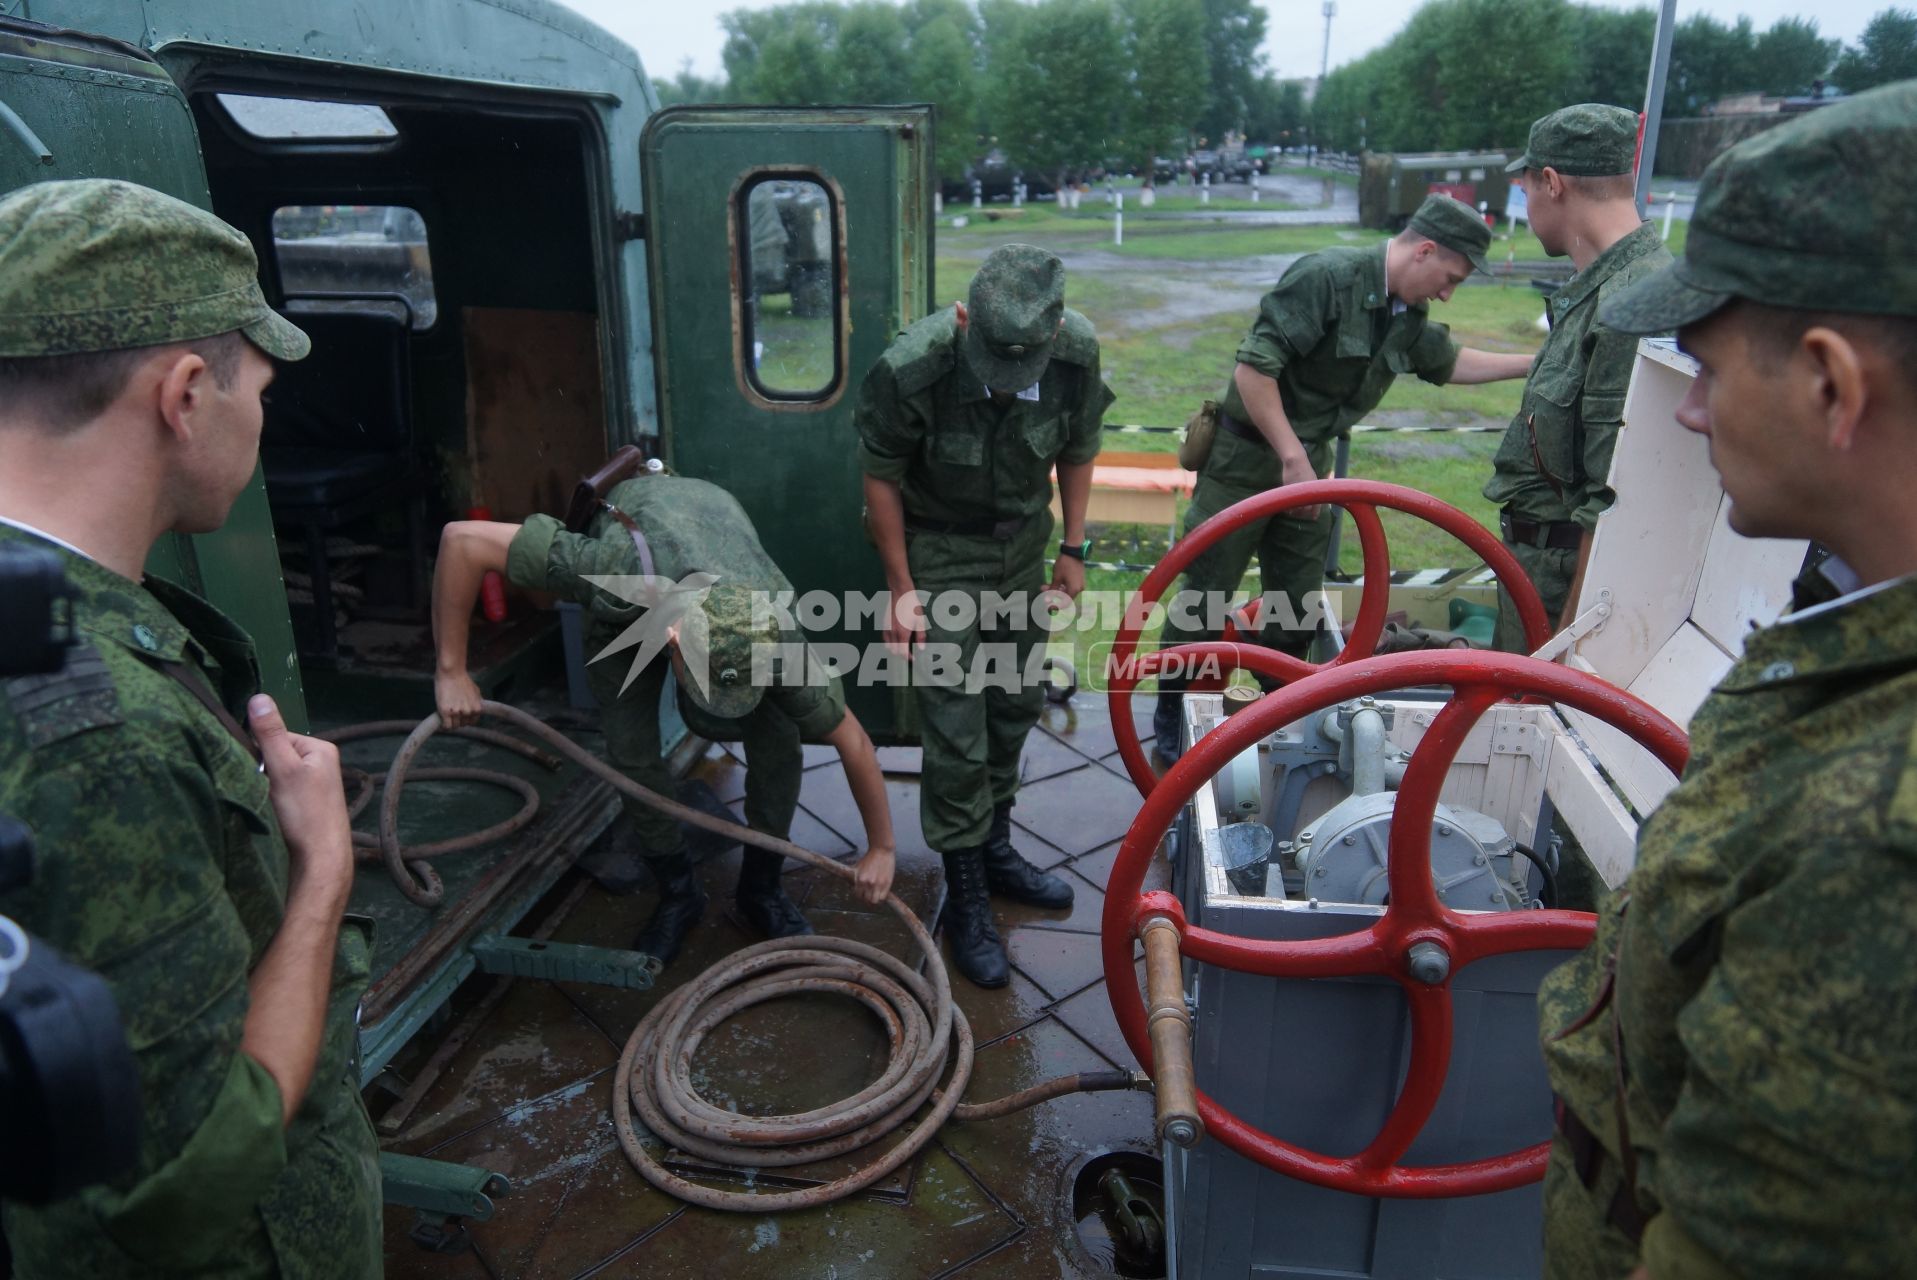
[1359,150,1512,229]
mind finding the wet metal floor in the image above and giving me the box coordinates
[376,695,1169,1279]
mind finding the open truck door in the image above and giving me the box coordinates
[641,105,935,738]
[0,17,304,717]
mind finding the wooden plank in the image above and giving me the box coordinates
[462,308,607,523]
[1691,500,1803,657]
[1542,724,1640,887]
[1571,344,1718,692]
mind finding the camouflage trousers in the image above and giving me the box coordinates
[1155,459,1336,684]
[587,655,803,859]
[1494,536,1578,655]
[1542,1136,1644,1280]
[907,511,1053,852]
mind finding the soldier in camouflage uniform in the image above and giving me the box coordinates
[0,181,379,1276]
[856,244,1109,987]
[1154,195,1534,760]
[1538,82,1917,1278]
[434,476,898,971]
[1486,104,1674,653]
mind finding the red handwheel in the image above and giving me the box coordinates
[1102,650,1688,1198]
[1108,479,1554,797]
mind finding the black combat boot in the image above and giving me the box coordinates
[982,801,1074,908]
[734,848,814,939]
[630,853,708,971]
[1153,688,1184,763]
[939,845,1010,988]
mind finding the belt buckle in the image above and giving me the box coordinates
[991,517,1023,540]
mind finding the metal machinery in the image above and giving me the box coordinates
[1101,479,1692,1279]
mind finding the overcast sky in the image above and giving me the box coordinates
[556,0,1881,83]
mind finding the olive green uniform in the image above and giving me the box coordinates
[0,525,380,1279]
[1161,243,1460,661]
[1539,576,1917,1278]
[855,306,1111,851]
[505,475,847,857]
[1483,222,1670,651]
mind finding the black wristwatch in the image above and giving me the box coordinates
[1058,539,1091,561]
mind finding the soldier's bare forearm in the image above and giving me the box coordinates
[1232,364,1308,464]
[431,521,514,676]
[243,884,349,1126]
[1450,348,1536,384]
[825,709,896,856]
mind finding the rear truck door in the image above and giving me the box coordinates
[0,17,305,720]
[640,105,935,738]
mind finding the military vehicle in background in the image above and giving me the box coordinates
[1359,150,1512,229]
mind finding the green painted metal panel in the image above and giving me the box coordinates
[0,17,307,721]
[641,105,934,738]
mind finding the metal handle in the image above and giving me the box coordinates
[0,98,53,166]
[1141,916,1203,1148]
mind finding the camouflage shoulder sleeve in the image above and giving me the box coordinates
[857,318,954,482]
[1649,768,1917,1278]
[1237,255,1337,380]
[3,643,122,750]
[0,739,290,1272]
[766,649,848,741]
[506,516,563,592]
[1050,308,1100,367]
[513,518,642,608]
[1569,285,1651,529]
[887,310,961,399]
[1410,316,1460,386]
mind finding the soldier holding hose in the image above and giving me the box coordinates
[433,473,897,973]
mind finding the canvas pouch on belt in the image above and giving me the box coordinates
[1177,399,1220,471]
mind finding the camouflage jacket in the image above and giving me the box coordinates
[506,475,845,737]
[1539,573,1917,1278]
[854,305,1112,524]
[1212,242,1458,488]
[1484,222,1671,530]
[0,525,380,1279]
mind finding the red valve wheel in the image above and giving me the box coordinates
[1102,650,1688,1198]
[1108,479,1552,797]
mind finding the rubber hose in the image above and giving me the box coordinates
[327,720,560,895]
[376,702,1155,1209]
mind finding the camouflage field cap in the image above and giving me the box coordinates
[963,243,1065,392]
[1406,193,1492,273]
[685,580,780,720]
[1602,81,1917,335]
[0,179,309,360]
[1505,103,1639,176]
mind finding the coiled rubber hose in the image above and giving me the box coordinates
[370,701,1147,1211]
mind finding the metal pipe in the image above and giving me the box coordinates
[1636,0,1679,215]
[1141,916,1203,1147]
[0,98,52,166]
[1350,706,1387,796]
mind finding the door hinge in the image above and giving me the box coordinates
[613,210,646,241]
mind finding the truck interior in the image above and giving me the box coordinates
[190,83,612,705]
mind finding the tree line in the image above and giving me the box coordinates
[655,0,1917,179]
[1313,3,1917,153]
